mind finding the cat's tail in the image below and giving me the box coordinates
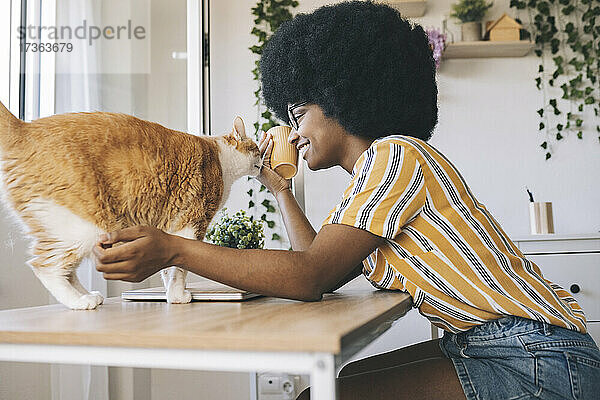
[0,101,23,148]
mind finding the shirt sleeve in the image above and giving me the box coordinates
[321,140,425,239]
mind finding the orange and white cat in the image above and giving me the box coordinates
[0,101,261,309]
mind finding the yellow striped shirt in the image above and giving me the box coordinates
[322,136,586,333]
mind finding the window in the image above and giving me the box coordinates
[5,0,210,135]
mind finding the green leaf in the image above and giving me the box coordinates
[557,123,563,131]
[576,118,583,127]
[267,220,275,229]
[247,189,253,196]
[577,131,583,139]
[541,141,548,149]
[538,64,544,72]
[537,1,550,15]
[249,200,255,208]
[271,233,281,241]
[539,122,545,130]
[560,83,569,97]
[550,38,560,54]
[545,152,551,160]
[578,104,584,112]
[564,22,574,33]
[569,74,583,86]
[556,132,563,140]
[249,45,263,55]
[259,185,266,192]
[537,108,544,117]
[585,96,595,104]
[561,4,575,15]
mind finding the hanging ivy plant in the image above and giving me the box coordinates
[510,0,599,160]
[248,0,299,243]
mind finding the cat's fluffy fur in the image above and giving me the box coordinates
[0,101,261,309]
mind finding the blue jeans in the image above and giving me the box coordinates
[439,316,600,400]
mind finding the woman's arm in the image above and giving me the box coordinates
[275,189,316,251]
[94,223,384,301]
[325,263,363,293]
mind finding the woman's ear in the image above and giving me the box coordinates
[232,116,246,140]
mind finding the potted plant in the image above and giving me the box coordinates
[450,0,493,42]
[206,208,265,249]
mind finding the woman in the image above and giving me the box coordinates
[94,2,600,399]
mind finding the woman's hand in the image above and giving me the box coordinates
[257,130,292,197]
[93,226,179,282]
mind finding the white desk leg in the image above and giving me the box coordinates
[310,353,337,400]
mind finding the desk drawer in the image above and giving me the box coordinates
[529,253,600,321]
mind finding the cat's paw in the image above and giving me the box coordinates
[69,293,104,310]
[89,291,104,305]
[166,289,192,304]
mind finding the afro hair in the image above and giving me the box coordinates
[259,1,438,141]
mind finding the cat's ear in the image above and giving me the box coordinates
[232,116,246,141]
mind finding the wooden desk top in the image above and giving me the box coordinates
[0,279,411,353]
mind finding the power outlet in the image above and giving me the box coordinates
[257,373,299,400]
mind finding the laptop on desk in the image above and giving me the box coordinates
[121,279,261,301]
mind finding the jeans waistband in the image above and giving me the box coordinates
[455,316,552,343]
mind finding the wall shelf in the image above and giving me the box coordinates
[443,40,534,59]
[379,0,427,18]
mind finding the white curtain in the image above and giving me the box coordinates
[52,2,108,400]
[55,0,102,113]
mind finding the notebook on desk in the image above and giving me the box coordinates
[121,279,261,301]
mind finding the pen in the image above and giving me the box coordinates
[526,187,534,202]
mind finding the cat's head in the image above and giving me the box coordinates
[220,117,262,178]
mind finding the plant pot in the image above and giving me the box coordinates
[461,21,482,42]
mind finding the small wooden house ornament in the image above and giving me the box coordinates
[484,13,522,41]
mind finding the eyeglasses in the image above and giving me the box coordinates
[287,101,308,131]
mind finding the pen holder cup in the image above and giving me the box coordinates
[529,202,554,234]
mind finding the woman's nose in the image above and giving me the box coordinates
[287,128,299,144]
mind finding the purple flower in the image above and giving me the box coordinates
[426,27,447,69]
